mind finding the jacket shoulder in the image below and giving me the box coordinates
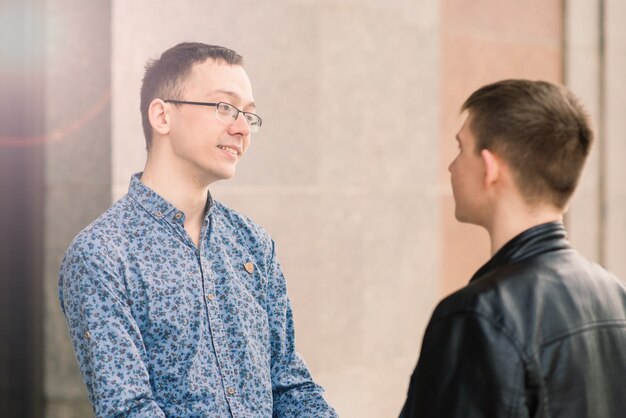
[433,248,626,346]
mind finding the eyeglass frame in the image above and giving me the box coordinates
[162,99,262,133]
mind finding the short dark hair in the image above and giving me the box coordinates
[461,79,593,209]
[140,42,243,148]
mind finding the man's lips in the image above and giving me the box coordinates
[217,144,241,157]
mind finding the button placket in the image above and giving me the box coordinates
[202,238,238,402]
[202,258,217,304]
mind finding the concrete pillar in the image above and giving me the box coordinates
[604,0,626,279]
[564,0,603,262]
[111,1,440,416]
[0,1,45,415]
[439,0,564,296]
[43,1,111,417]
[40,2,616,417]
[565,0,626,280]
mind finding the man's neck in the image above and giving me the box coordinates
[485,200,563,256]
[141,157,213,246]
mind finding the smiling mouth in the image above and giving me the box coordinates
[217,145,240,157]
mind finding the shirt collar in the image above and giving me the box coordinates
[127,172,214,222]
[470,221,572,283]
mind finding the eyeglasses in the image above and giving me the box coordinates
[163,99,262,133]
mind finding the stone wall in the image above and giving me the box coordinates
[43,1,111,416]
[40,1,626,417]
[111,2,440,416]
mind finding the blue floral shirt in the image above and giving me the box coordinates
[59,174,337,418]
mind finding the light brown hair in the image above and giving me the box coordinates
[140,42,243,149]
[462,79,593,209]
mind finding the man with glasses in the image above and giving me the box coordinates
[59,42,337,417]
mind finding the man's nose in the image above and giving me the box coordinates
[230,112,251,135]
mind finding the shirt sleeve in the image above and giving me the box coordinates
[264,240,338,418]
[399,311,528,418]
[59,242,166,418]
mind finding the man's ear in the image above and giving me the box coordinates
[148,98,170,136]
[481,148,500,188]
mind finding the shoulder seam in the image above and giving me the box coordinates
[431,308,530,362]
[540,319,626,347]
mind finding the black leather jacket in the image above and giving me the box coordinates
[400,222,626,417]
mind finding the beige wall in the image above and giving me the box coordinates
[44,1,111,416]
[565,0,603,262]
[604,0,626,279]
[41,1,626,417]
[112,2,440,417]
[565,0,626,279]
[439,0,564,297]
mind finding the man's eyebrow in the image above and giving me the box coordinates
[211,89,256,109]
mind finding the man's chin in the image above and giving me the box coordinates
[221,169,236,180]
[454,210,478,226]
[210,165,237,181]
[195,167,236,186]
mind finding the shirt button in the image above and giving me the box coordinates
[227,387,236,395]
[155,210,163,218]
[174,212,183,220]
[207,293,216,301]
[84,331,91,339]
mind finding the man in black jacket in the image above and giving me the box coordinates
[400,79,626,417]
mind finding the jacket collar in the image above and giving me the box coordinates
[470,222,572,283]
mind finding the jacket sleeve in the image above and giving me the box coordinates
[264,240,338,418]
[59,243,166,418]
[400,310,528,418]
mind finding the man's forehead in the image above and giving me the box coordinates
[188,61,254,103]
[458,113,474,137]
[210,89,256,109]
